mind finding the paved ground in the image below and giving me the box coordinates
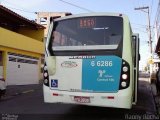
[0,77,159,120]
[150,79,160,115]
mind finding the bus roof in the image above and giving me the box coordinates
[53,12,129,21]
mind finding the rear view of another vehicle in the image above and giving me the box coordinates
[43,13,138,109]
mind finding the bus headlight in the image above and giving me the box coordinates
[43,62,49,86]
[44,72,48,78]
[44,79,48,84]
[122,74,128,80]
[119,60,130,90]
[121,81,127,87]
[123,66,128,72]
[44,66,47,71]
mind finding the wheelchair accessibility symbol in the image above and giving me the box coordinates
[51,79,58,87]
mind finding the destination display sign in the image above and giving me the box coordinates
[79,18,96,28]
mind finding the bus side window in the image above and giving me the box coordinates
[52,31,61,46]
[132,36,136,67]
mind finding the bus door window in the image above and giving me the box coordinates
[132,36,136,67]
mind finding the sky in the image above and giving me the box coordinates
[0,0,159,70]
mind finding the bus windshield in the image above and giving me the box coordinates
[51,16,123,51]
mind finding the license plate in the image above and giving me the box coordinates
[74,96,90,103]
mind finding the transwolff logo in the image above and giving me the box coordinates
[61,61,78,68]
[69,56,96,59]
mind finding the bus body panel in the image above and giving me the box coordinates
[43,84,132,109]
[48,55,122,93]
[132,33,140,104]
[122,16,134,102]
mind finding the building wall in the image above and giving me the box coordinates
[0,27,44,54]
[155,1,160,53]
[18,28,44,42]
[0,27,44,83]
[0,46,42,80]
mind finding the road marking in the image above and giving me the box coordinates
[22,90,34,94]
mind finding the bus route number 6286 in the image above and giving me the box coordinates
[91,61,113,67]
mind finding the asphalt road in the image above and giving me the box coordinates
[0,77,159,120]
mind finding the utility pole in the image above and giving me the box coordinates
[134,6,153,82]
[135,6,152,54]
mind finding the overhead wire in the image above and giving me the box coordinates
[2,0,35,14]
[4,6,35,14]
[2,0,155,32]
[2,0,94,15]
[58,0,93,12]
[1,0,37,20]
[131,23,148,28]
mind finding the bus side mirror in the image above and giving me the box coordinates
[46,56,56,75]
[139,54,141,61]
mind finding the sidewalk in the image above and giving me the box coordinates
[155,95,160,115]
[135,77,157,114]
[150,81,160,115]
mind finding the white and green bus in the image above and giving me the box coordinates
[43,13,140,109]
